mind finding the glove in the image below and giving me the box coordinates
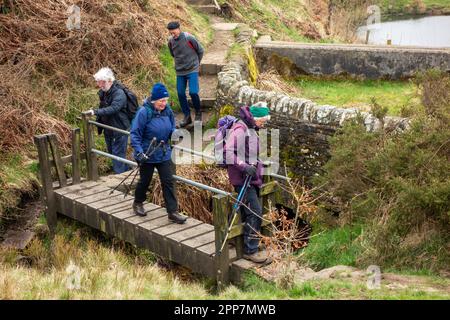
[244,165,257,177]
[135,152,148,163]
[86,109,95,116]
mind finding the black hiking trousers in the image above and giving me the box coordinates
[134,160,178,214]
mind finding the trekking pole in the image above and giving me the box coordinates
[109,137,157,195]
[217,174,252,255]
[123,140,165,198]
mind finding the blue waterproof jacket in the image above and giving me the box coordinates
[130,100,175,163]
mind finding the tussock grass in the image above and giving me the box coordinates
[1,217,448,299]
[0,219,210,300]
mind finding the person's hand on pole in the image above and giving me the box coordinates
[136,152,148,163]
[244,164,257,177]
[85,109,95,116]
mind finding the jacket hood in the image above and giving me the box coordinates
[239,106,257,130]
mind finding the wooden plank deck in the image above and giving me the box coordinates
[53,179,232,280]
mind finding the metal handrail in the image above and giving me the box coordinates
[173,145,216,161]
[88,120,130,136]
[91,149,231,196]
[85,115,291,181]
[173,175,231,197]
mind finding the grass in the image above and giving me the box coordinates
[379,0,450,14]
[292,76,420,116]
[236,272,449,300]
[1,217,448,300]
[228,0,331,43]
[0,154,39,221]
[298,224,364,270]
[159,46,181,112]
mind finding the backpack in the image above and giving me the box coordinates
[115,82,139,121]
[168,32,198,54]
[142,102,176,138]
[214,115,239,167]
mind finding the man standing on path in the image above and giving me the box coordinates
[167,21,204,127]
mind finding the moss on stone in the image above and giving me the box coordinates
[246,47,259,86]
[219,105,236,117]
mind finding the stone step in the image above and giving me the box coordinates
[187,75,218,109]
[193,4,220,15]
[200,50,227,75]
[186,0,214,5]
[212,22,240,31]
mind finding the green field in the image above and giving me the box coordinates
[292,76,421,116]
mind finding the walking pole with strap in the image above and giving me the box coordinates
[217,174,252,255]
[109,137,157,195]
[123,139,165,198]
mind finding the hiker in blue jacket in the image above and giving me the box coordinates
[167,21,204,127]
[130,83,187,224]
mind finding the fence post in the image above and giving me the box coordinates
[71,128,81,184]
[48,134,67,188]
[213,194,231,289]
[82,113,98,181]
[34,134,57,237]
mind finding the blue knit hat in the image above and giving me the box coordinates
[151,83,169,102]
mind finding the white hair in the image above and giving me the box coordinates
[93,67,115,82]
[254,115,271,121]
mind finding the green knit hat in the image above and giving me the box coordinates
[249,102,270,120]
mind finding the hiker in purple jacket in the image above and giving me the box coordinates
[224,102,271,264]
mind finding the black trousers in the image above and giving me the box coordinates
[234,185,262,255]
[134,160,178,214]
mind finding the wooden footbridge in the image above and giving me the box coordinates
[34,113,290,287]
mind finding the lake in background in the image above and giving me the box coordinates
[357,15,450,48]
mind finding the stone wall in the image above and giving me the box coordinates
[216,28,411,179]
[216,59,409,179]
[254,39,450,79]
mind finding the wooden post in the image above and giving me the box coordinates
[213,194,231,289]
[365,29,371,44]
[71,128,81,184]
[82,113,98,181]
[48,134,67,188]
[34,135,57,237]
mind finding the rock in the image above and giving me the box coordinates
[1,230,36,250]
[33,223,50,238]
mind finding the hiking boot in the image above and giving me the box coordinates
[194,110,202,122]
[168,212,187,224]
[179,115,192,128]
[243,251,268,264]
[133,202,146,217]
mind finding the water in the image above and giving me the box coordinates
[357,15,450,48]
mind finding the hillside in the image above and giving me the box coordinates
[0,0,212,217]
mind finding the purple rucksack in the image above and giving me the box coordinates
[214,115,238,167]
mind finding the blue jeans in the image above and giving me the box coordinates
[234,185,262,255]
[177,72,201,116]
[104,133,130,174]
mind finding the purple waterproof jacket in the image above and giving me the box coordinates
[225,106,264,188]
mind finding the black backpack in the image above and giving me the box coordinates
[115,82,139,121]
